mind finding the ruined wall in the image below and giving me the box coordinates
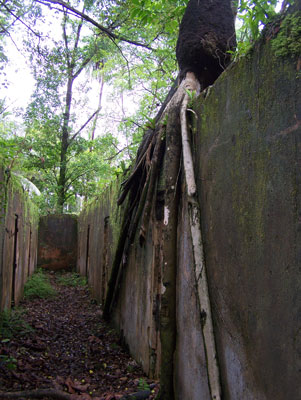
[77,179,122,303]
[38,214,77,271]
[0,169,39,311]
[77,177,163,377]
[112,197,162,378]
[77,26,300,400]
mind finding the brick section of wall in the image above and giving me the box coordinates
[38,214,77,271]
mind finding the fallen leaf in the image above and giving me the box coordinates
[71,380,89,392]
[78,394,92,400]
[104,395,115,400]
[65,377,76,394]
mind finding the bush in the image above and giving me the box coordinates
[24,269,57,299]
[0,308,33,339]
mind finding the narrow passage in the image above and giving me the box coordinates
[0,272,159,400]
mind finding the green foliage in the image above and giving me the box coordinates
[0,308,33,339]
[56,272,87,287]
[0,0,42,103]
[21,3,125,213]
[23,269,57,299]
[0,118,24,167]
[138,378,150,391]
[0,0,289,213]
[271,12,301,58]
[235,0,278,56]
[0,353,17,370]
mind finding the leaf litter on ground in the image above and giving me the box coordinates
[0,271,159,399]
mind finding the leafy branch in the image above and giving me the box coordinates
[34,0,153,50]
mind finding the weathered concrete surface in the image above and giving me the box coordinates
[77,181,121,303]
[77,27,300,400]
[192,40,301,399]
[112,208,162,378]
[77,179,162,378]
[0,169,39,310]
[38,214,77,271]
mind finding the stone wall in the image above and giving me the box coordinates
[38,214,78,271]
[77,27,301,400]
[0,169,39,311]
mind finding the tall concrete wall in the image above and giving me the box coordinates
[0,168,39,311]
[192,39,301,400]
[77,181,122,303]
[38,214,77,271]
[77,28,301,400]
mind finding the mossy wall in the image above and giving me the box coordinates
[191,36,300,399]
[0,167,39,311]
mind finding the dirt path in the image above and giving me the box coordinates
[0,272,159,399]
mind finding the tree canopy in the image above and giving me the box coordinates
[0,0,288,213]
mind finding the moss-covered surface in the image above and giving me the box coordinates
[271,12,301,59]
[192,31,300,400]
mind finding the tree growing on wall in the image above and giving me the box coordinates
[102,1,291,399]
[102,2,237,399]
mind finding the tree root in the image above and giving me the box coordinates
[139,127,165,245]
[180,72,221,400]
[103,70,222,399]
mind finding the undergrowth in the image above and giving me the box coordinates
[138,378,150,391]
[24,269,57,299]
[56,272,87,287]
[0,353,17,370]
[0,308,33,339]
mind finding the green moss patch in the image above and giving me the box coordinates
[271,13,301,59]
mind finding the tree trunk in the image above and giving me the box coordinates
[180,72,221,399]
[57,75,74,212]
[158,101,182,400]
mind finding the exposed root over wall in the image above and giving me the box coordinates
[102,72,221,400]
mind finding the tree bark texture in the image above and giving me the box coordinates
[158,101,182,400]
[180,72,221,399]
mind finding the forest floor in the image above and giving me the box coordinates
[0,271,159,400]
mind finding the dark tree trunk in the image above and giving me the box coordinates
[157,102,182,400]
[176,0,236,88]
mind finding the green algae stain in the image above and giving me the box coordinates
[231,138,270,249]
